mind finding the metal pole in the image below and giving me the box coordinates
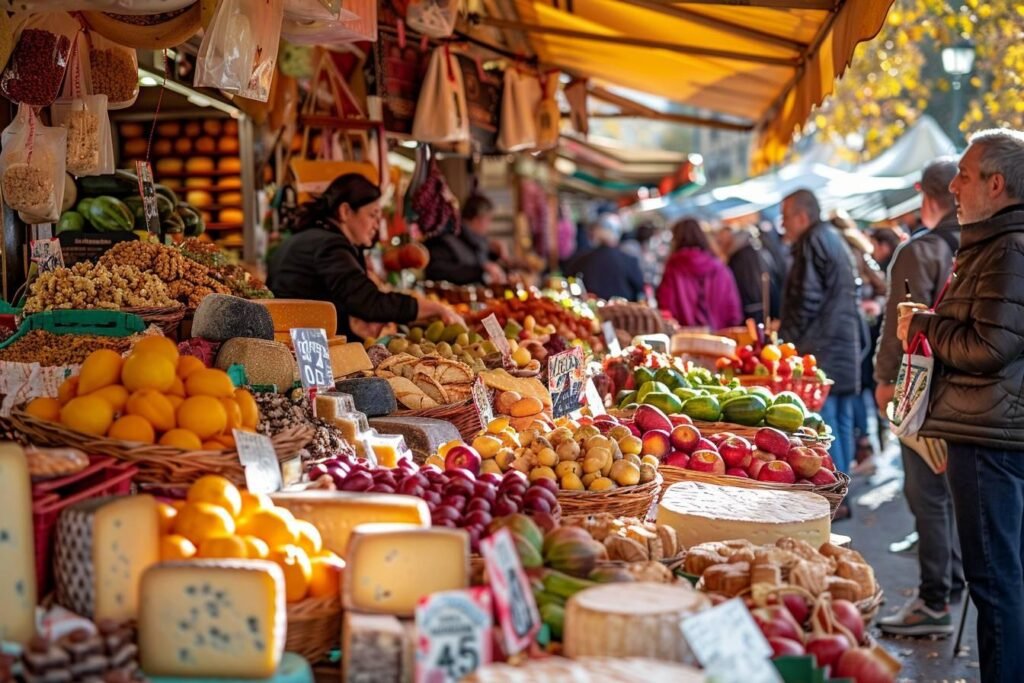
[951,75,963,148]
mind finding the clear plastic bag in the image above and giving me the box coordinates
[52,94,115,177]
[284,0,350,21]
[84,32,139,109]
[0,12,80,107]
[196,0,285,102]
[0,104,68,222]
[3,1,192,10]
[406,0,458,39]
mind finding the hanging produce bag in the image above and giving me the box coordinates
[51,95,115,178]
[888,333,934,438]
[412,46,469,144]
[84,32,139,109]
[536,73,561,151]
[410,148,460,240]
[456,54,502,155]
[0,13,79,107]
[284,0,344,21]
[498,68,541,152]
[406,0,458,38]
[195,0,285,102]
[0,104,68,222]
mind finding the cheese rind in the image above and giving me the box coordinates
[138,560,286,679]
[343,524,469,616]
[330,341,373,379]
[657,481,832,549]
[342,612,411,683]
[334,377,397,417]
[0,443,36,644]
[191,294,275,342]
[256,299,338,338]
[269,492,429,558]
[214,338,298,390]
[367,417,461,463]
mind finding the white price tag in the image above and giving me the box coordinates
[681,598,778,683]
[584,377,606,416]
[30,238,64,273]
[233,429,283,494]
[415,588,492,683]
[290,328,332,391]
[602,321,621,356]
[135,160,162,235]
[481,314,513,369]
[480,528,540,655]
[471,377,494,425]
[632,333,670,354]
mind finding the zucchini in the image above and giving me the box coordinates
[76,170,140,198]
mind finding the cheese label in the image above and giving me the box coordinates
[548,347,585,419]
[681,598,777,683]
[471,377,494,426]
[480,528,539,654]
[234,429,283,494]
[415,588,492,683]
[290,327,332,390]
[481,314,513,369]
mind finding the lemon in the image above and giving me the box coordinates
[77,349,122,394]
[107,415,156,444]
[268,544,312,602]
[159,428,204,451]
[241,535,270,559]
[121,351,176,393]
[90,385,129,412]
[156,501,177,534]
[197,535,249,559]
[173,502,236,544]
[132,335,180,365]
[186,474,242,518]
[307,552,345,598]
[60,396,114,436]
[177,396,228,440]
[160,534,197,561]
[294,520,323,556]
[185,368,235,398]
[234,389,259,429]
[237,507,297,548]
[126,389,176,432]
[176,355,206,380]
[25,397,61,422]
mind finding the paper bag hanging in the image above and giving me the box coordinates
[498,69,541,152]
[412,46,470,145]
[535,73,561,151]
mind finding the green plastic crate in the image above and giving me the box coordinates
[773,656,853,683]
[0,310,147,350]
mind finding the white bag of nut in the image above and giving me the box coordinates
[0,103,67,221]
[52,94,114,177]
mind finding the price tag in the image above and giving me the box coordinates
[135,160,162,235]
[481,313,513,369]
[415,588,492,683]
[681,598,778,683]
[583,377,606,416]
[290,328,333,390]
[632,333,670,354]
[30,238,64,273]
[233,429,283,494]
[602,321,622,356]
[471,377,494,425]
[480,528,540,655]
[547,347,586,419]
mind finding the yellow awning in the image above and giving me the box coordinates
[485,0,893,172]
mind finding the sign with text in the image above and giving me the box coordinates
[547,347,586,419]
[30,238,64,273]
[632,333,670,354]
[415,588,492,683]
[290,328,332,390]
[58,231,138,266]
[135,160,162,234]
[602,321,622,356]
[480,528,540,655]
[681,598,779,683]
[471,377,494,426]
[583,377,606,416]
[233,429,282,494]
[481,313,513,369]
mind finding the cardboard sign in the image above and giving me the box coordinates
[681,598,778,683]
[481,313,513,369]
[415,588,493,683]
[479,528,540,655]
[583,377,606,416]
[135,160,162,235]
[233,429,282,494]
[602,321,622,356]
[471,376,494,426]
[58,231,138,266]
[290,328,332,390]
[30,238,65,273]
[547,347,586,419]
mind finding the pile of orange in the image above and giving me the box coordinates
[25,336,260,451]
[158,475,344,602]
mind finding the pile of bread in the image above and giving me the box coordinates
[685,538,877,603]
[376,353,475,409]
[564,513,681,563]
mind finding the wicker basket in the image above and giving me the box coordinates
[608,409,831,447]
[9,407,314,486]
[122,305,187,339]
[556,474,662,520]
[857,587,885,625]
[657,466,850,518]
[736,375,834,413]
[395,394,489,442]
[286,594,341,663]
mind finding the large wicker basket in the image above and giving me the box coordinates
[286,594,341,663]
[9,407,314,486]
[122,304,187,339]
[556,474,662,520]
[609,409,832,447]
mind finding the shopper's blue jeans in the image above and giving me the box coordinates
[946,442,1024,683]
[820,393,856,473]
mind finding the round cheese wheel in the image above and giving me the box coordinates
[218,136,239,154]
[185,121,202,137]
[203,119,222,136]
[157,122,181,137]
[123,138,147,156]
[162,178,182,191]
[218,192,242,207]
[218,157,242,172]
[194,137,216,154]
[185,177,210,189]
[155,158,184,174]
[186,158,215,173]
[120,123,145,139]
[219,209,244,225]
[224,119,239,136]
[186,191,213,208]
[153,139,173,156]
[200,211,213,224]
[174,137,193,155]
[218,176,242,189]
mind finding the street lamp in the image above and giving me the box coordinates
[941,40,975,146]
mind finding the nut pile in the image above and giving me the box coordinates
[99,241,230,308]
[0,329,135,366]
[88,48,137,103]
[179,239,273,299]
[24,262,176,313]
[254,389,354,460]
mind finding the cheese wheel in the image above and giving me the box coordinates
[218,191,243,207]
[224,119,239,136]
[657,481,832,549]
[219,208,244,224]
[219,176,242,189]
[186,157,215,173]
[0,444,36,645]
[203,119,222,136]
[219,136,240,153]
[123,138,148,156]
[156,122,181,137]
[185,121,202,137]
[162,178,182,191]
[153,139,173,156]
[120,123,144,138]
[186,191,213,208]
[218,157,242,172]
[194,136,216,154]
[185,177,210,189]
[563,583,709,661]
[174,137,193,155]
[155,158,184,174]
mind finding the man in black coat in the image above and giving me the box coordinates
[778,189,862,477]
[562,213,646,302]
[898,129,1024,683]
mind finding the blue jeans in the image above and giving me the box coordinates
[820,393,855,474]
[946,443,1024,683]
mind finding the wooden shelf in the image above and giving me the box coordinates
[153,170,242,178]
[205,223,244,231]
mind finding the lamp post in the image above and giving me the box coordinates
[941,40,975,147]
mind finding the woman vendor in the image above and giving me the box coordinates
[268,174,463,340]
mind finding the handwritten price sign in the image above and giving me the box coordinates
[290,328,332,390]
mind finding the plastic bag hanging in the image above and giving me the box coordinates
[0,12,80,107]
[0,104,68,222]
[52,94,115,177]
[195,0,285,102]
[406,0,459,39]
[535,72,561,151]
[84,32,140,109]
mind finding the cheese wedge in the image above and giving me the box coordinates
[0,443,36,644]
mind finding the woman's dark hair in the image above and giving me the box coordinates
[670,218,712,253]
[286,173,381,232]
[462,194,493,222]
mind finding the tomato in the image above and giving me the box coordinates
[779,342,798,359]
[803,354,817,369]
[760,344,783,363]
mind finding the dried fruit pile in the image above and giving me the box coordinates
[23,262,177,313]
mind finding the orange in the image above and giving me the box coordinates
[294,520,323,556]
[121,351,176,393]
[197,535,249,559]
[307,551,345,598]
[237,507,297,548]
[167,376,186,398]
[234,389,259,429]
[126,389,176,432]
[132,335,180,365]
[77,349,123,394]
[90,385,129,412]
[177,396,228,439]
[160,534,197,561]
[166,394,184,410]
[202,439,225,451]
[159,428,203,450]
[57,376,79,405]
[60,396,114,436]
[25,397,61,422]
[220,398,243,431]
[186,474,242,518]
[156,501,177,534]
[214,432,235,449]
[269,544,312,602]
[176,355,206,380]
[238,491,273,522]
[185,368,235,398]
[241,535,270,559]
[107,415,156,444]
[173,501,236,544]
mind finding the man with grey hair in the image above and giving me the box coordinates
[898,129,1024,682]
[875,157,964,637]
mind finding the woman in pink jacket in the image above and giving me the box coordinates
[657,218,743,329]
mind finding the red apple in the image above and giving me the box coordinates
[694,437,718,453]
[664,451,690,468]
[810,468,839,486]
[748,459,767,479]
[593,414,619,425]
[833,648,895,683]
[444,445,482,476]
[789,436,804,449]
[641,430,672,458]
[719,436,753,469]
[708,431,734,448]
[757,460,796,484]
[753,449,776,462]
[786,446,823,478]
[755,427,792,457]
[669,414,693,426]
[830,599,866,645]
[769,637,805,658]
[670,424,702,453]
[811,446,835,471]
[688,450,726,474]
[726,467,750,478]
[633,404,673,434]
[806,635,850,671]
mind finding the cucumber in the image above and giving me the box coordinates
[76,170,141,198]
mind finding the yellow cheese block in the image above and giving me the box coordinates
[343,524,469,616]
[214,338,298,390]
[330,341,372,379]
[0,443,36,644]
[138,560,286,679]
[270,492,429,559]
[257,299,338,337]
